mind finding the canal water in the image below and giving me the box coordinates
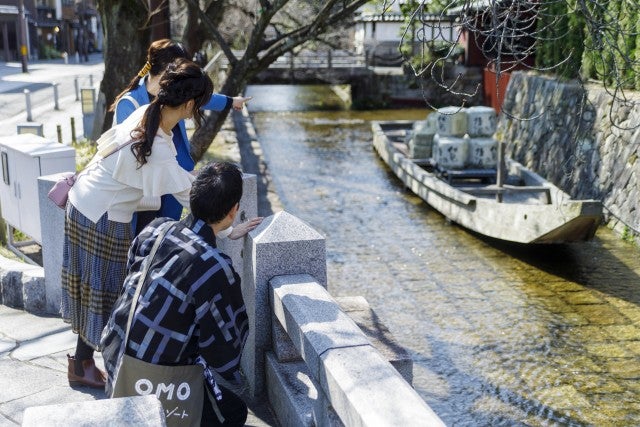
[245,84,640,426]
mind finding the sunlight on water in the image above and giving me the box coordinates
[246,84,640,426]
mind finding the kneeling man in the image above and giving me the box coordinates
[102,162,261,426]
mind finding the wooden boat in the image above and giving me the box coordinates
[372,120,603,244]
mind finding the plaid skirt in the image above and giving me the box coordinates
[61,204,133,350]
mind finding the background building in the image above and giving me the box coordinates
[354,2,459,67]
[0,0,100,62]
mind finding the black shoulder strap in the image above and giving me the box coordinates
[122,222,175,345]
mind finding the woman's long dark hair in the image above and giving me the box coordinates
[108,39,189,112]
[130,58,213,166]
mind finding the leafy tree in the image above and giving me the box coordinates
[616,0,637,88]
[536,0,584,79]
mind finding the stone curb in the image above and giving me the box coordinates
[0,256,47,315]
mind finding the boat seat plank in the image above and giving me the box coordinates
[412,158,436,168]
[439,168,497,184]
[455,185,551,204]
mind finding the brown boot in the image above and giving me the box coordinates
[67,354,106,389]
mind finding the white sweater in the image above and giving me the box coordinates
[69,106,195,224]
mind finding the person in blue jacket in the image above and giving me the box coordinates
[109,39,252,234]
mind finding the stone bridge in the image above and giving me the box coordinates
[215,50,372,85]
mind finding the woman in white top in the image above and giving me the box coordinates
[61,59,213,389]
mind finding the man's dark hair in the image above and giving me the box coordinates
[190,162,243,224]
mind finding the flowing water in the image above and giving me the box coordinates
[246,84,640,426]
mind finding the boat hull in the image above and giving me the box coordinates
[372,121,602,244]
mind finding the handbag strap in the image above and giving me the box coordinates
[123,221,175,346]
[73,139,136,187]
[81,139,135,174]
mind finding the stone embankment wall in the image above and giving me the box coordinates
[351,64,483,108]
[496,71,640,244]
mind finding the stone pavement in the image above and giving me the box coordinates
[0,54,105,142]
[0,305,274,426]
[0,305,105,425]
[0,57,276,426]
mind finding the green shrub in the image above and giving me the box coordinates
[38,43,62,60]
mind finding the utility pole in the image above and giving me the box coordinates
[18,0,28,73]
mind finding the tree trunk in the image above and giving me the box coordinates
[190,68,248,161]
[182,1,203,56]
[149,0,171,41]
[97,0,150,133]
[182,2,225,57]
[171,0,370,160]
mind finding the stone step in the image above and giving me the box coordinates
[22,395,166,426]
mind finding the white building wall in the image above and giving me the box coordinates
[375,22,402,42]
[354,26,365,54]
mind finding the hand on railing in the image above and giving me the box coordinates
[229,216,263,240]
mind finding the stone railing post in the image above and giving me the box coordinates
[242,211,326,397]
[37,174,69,314]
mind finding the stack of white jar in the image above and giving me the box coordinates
[433,106,469,169]
[466,106,498,168]
[432,105,498,169]
[408,113,437,159]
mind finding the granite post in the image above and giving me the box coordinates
[37,173,69,315]
[242,211,326,397]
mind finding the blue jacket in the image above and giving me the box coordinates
[115,77,232,221]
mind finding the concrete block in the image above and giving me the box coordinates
[270,275,370,381]
[336,296,413,384]
[0,254,47,314]
[242,211,326,397]
[265,352,316,427]
[1,268,24,309]
[272,317,301,363]
[319,345,445,427]
[22,395,166,426]
[22,269,46,314]
[38,174,68,315]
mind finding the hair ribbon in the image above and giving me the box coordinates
[137,61,152,77]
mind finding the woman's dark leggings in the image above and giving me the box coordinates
[74,336,95,375]
[75,336,94,360]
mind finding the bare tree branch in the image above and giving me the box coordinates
[394,0,640,129]
[184,0,237,65]
[188,0,369,161]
